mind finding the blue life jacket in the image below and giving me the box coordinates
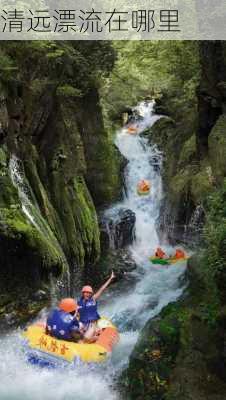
[46,308,79,340]
[78,297,100,324]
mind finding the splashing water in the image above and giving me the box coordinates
[101,100,187,331]
[9,155,40,229]
[0,101,188,400]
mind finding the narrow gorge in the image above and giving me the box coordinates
[0,41,225,400]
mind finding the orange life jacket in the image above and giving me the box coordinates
[174,249,185,259]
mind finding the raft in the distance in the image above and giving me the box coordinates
[22,317,119,367]
[127,126,138,134]
[149,256,189,265]
[137,180,151,196]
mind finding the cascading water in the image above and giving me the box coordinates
[9,155,40,230]
[101,100,187,334]
[0,101,187,400]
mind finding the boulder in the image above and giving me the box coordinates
[100,208,136,251]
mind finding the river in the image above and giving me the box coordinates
[0,101,187,400]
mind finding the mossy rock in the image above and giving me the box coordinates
[178,134,196,168]
[75,88,123,206]
[209,114,226,182]
[123,249,226,400]
[123,296,226,400]
[0,207,66,273]
[168,168,192,204]
[191,163,214,203]
[122,303,182,400]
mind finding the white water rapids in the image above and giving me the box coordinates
[0,101,187,400]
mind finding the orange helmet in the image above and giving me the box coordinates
[82,285,93,294]
[58,298,77,313]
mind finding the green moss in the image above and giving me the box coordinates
[0,148,19,207]
[87,134,122,204]
[203,180,226,304]
[0,149,68,281]
[23,151,69,253]
[73,176,100,258]
[209,114,226,182]
[122,303,181,400]
[169,168,191,204]
[56,85,82,98]
[191,164,213,203]
[178,134,196,167]
[0,207,66,273]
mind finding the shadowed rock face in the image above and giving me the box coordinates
[100,208,136,251]
[197,41,226,157]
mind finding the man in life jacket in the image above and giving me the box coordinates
[46,298,83,342]
[174,248,186,259]
[78,271,115,341]
[155,247,167,259]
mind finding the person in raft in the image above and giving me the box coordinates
[155,247,168,259]
[78,271,115,341]
[174,248,186,259]
[46,298,84,342]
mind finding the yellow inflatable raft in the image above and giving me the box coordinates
[23,318,119,366]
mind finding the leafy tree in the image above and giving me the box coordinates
[101,41,200,121]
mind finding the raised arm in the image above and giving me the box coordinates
[93,271,115,301]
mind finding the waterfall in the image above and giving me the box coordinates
[9,155,40,230]
[0,101,188,400]
[100,101,187,334]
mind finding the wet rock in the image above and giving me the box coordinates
[0,292,50,332]
[99,208,136,251]
[4,311,17,326]
[101,248,137,278]
[84,248,137,289]
[32,289,48,302]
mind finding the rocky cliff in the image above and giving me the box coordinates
[0,41,122,324]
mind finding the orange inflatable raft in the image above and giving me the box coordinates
[127,125,138,134]
[137,180,151,195]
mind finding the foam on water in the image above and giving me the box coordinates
[0,332,117,400]
[0,100,187,399]
[115,101,163,262]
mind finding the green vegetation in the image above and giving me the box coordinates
[0,41,115,93]
[204,181,226,302]
[101,41,200,123]
[209,115,226,182]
